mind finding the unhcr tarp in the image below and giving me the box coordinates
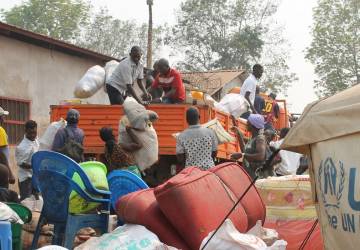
[281,84,360,250]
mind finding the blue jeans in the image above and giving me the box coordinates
[162,97,182,104]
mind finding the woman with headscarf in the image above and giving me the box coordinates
[99,126,142,178]
[231,114,274,179]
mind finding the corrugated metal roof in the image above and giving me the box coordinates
[181,70,246,95]
[0,22,117,63]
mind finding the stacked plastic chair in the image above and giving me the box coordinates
[107,170,149,210]
[0,221,12,250]
[31,151,111,249]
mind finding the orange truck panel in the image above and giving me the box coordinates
[50,104,248,160]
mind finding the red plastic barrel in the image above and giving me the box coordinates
[116,188,190,250]
[154,167,249,250]
[209,162,266,230]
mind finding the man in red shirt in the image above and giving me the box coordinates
[149,58,185,104]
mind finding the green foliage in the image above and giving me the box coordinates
[1,0,90,41]
[171,0,296,94]
[306,0,360,97]
[79,8,165,59]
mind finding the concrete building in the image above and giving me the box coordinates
[0,22,116,189]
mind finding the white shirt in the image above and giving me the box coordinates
[106,57,144,95]
[15,136,39,182]
[240,74,258,105]
[270,139,302,175]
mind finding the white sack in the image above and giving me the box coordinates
[74,65,105,98]
[21,195,43,212]
[119,116,159,171]
[104,60,119,93]
[75,224,178,250]
[0,202,23,224]
[199,219,287,250]
[172,119,235,145]
[104,60,119,83]
[39,119,67,150]
[123,97,159,130]
[215,93,250,118]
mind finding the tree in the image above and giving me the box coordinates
[79,8,164,60]
[306,0,360,97]
[171,0,296,94]
[1,0,90,42]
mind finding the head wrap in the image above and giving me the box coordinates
[248,114,265,129]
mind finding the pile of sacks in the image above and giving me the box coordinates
[74,60,119,99]
[115,162,287,249]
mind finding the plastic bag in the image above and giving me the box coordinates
[118,116,159,171]
[39,118,67,150]
[21,195,43,212]
[75,224,178,250]
[0,202,23,224]
[199,219,287,250]
[74,65,105,98]
[215,93,250,118]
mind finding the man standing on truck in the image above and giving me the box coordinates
[105,46,151,105]
[148,58,185,104]
[264,93,280,131]
[52,109,85,163]
[254,86,265,115]
[176,107,218,170]
[240,64,264,118]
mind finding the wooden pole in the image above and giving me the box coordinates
[146,0,153,69]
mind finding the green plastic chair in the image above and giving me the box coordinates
[6,202,32,250]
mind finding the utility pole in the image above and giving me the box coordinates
[146,0,153,69]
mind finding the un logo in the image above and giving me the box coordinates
[318,157,345,209]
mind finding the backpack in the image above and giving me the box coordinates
[58,128,84,163]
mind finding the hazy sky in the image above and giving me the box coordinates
[1,0,318,113]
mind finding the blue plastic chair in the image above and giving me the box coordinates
[31,151,111,250]
[107,170,149,210]
[0,221,12,250]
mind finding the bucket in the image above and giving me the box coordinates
[6,203,32,250]
[69,161,108,214]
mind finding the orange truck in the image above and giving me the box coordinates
[50,102,289,184]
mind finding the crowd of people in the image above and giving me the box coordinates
[0,46,307,204]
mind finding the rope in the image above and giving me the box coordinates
[298,219,318,250]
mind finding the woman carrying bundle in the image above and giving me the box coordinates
[99,126,142,178]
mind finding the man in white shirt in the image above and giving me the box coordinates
[106,46,151,105]
[270,128,302,176]
[240,64,264,118]
[15,120,39,201]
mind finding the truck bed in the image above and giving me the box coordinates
[50,104,249,160]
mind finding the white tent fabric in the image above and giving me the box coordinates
[280,84,360,250]
[281,84,360,154]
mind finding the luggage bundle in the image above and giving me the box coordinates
[116,163,265,250]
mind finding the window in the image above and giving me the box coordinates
[0,97,31,145]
